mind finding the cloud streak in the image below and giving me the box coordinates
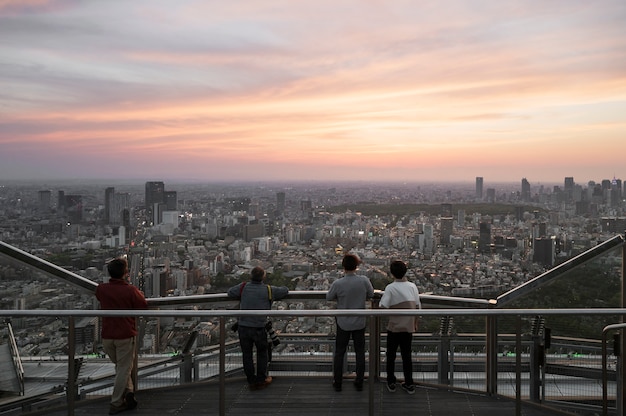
[1,0,625,183]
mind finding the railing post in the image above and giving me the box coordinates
[438,334,450,384]
[515,315,522,416]
[371,297,381,382]
[219,316,226,416]
[368,315,376,416]
[67,316,76,416]
[616,239,626,416]
[486,300,498,396]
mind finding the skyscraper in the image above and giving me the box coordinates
[564,177,574,202]
[440,217,453,246]
[104,187,115,224]
[145,181,165,225]
[145,181,165,208]
[478,221,491,254]
[276,192,286,215]
[164,191,177,211]
[476,177,483,200]
[521,178,531,202]
[38,190,51,213]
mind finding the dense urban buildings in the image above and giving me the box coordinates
[0,176,624,356]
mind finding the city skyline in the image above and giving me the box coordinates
[1,1,625,183]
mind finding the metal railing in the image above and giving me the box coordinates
[0,307,625,416]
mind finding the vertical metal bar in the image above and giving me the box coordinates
[486,303,498,396]
[621,238,626,416]
[602,329,608,416]
[515,315,522,416]
[219,316,226,416]
[368,315,375,416]
[67,316,76,416]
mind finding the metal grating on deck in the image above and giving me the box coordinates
[35,376,575,416]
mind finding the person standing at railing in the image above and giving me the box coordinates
[379,260,421,395]
[326,253,375,392]
[95,256,148,415]
[228,266,289,391]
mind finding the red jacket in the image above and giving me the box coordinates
[95,278,148,339]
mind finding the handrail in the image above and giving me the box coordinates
[0,241,98,294]
[602,322,626,416]
[497,234,625,307]
[1,307,625,319]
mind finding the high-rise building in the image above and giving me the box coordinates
[164,191,177,211]
[478,221,491,254]
[145,181,165,208]
[145,181,165,225]
[440,217,453,246]
[277,192,285,215]
[65,194,83,223]
[475,177,483,200]
[533,237,556,267]
[104,187,115,223]
[521,178,531,202]
[564,177,574,202]
[38,190,51,213]
[486,188,495,203]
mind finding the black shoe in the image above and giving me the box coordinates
[109,402,128,415]
[332,381,342,392]
[125,391,137,410]
[401,383,415,394]
[354,381,363,391]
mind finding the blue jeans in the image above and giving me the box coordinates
[333,325,366,385]
[386,331,413,385]
[238,325,269,384]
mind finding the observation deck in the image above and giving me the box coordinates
[0,235,625,416]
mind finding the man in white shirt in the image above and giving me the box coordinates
[379,260,421,394]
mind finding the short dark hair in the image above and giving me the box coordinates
[342,254,360,271]
[107,257,128,279]
[389,260,407,279]
[250,266,266,282]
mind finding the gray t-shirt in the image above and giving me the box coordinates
[228,281,289,328]
[326,272,374,331]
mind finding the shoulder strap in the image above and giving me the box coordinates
[239,282,247,297]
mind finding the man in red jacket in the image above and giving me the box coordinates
[96,257,148,415]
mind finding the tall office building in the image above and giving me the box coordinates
[112,193,131,226]
[276,192,286,215]
[38,190,51,213]
[145,181,165,208]
[145,181,165,225]
[440,217,453,246]
[65,194,83,223]
[521,178,531,202]
[475,177,483,200]
[564,177,574,202]
[533,237,556,267]
[478,221,491,254]
[104,187,115,224]
[164,191,177,211]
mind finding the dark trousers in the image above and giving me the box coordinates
[386,331,414,385]
[238,325,269,384]
[333,326,366,385]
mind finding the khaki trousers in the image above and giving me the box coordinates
[103,337,135,406]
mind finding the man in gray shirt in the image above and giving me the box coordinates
[326,254,374,392]
[228,266,289,390]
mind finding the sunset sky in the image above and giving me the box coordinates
[1,0,625,184]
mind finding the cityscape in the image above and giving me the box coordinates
[1,175,624,358]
